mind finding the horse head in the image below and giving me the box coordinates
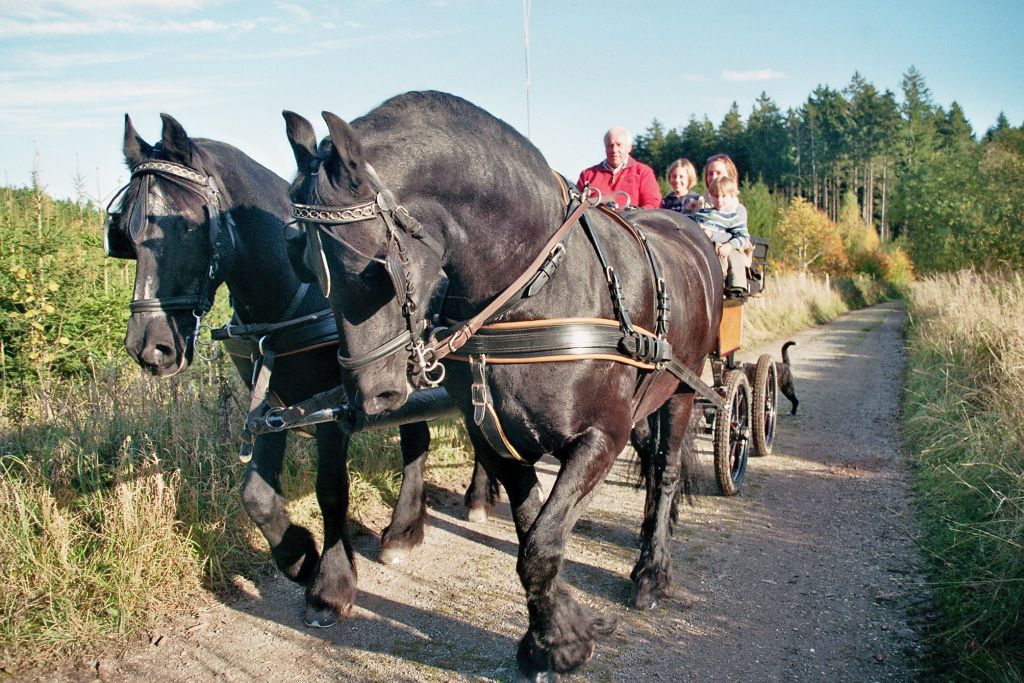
[283,110,444,415]
[112,113,234,376]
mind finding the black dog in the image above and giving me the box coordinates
[742,341,799,415]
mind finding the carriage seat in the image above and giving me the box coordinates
[746,236,770,297]
[723,236,769,300]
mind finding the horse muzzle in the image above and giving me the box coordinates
[125,313,191,377]
[351,378,410,416]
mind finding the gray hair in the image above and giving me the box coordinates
[603,127,632,145]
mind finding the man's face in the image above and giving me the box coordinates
[604,130,632,168]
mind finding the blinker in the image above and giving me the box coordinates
[103,211,137,260]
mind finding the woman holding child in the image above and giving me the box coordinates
[663,153,750,296]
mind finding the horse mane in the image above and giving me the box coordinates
[355,91,550,173]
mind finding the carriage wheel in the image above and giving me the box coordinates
[752,354,779,457]
[713,370,752,496]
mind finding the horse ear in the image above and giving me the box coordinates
[321,111,365,184]
[159,113,192,164]
[123,114,153,166]
[282,110,319,174]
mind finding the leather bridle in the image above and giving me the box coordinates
[104,158,238,352]
[290,165,446,387]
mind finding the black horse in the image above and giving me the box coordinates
[110,113,498,627]
[283,91,722,679]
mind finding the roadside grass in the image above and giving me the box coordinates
[904,269,1024,680]
[743,271,850,348]
[0,269,884,670]
[0,357,474,670]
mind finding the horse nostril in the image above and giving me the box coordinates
[362,389,406,416]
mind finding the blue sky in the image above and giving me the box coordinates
[1,0,1022,202]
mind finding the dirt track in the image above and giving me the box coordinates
[42,301,930,682]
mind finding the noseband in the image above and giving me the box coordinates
[105,158,237,351]
[291,171,445,387]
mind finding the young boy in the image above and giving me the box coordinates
[691,176,750,296]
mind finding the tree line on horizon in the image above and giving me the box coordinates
[631,66,1024,273]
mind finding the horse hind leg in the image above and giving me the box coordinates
[630,394,697,610]
[303,421,357,628]
[379,421,430,565]
[464,456,501,522]
[513,428,622,680]
[240,430,319,584]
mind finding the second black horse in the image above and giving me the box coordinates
[110,113,497,628]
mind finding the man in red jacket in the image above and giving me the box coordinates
[576,127,662,209]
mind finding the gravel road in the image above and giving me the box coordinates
[43,301,930,682]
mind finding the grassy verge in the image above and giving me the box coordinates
[903,270,1024,679]
[0,357,473,670]
[743,271,848,348]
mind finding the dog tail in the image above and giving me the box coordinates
[782,341,796,365]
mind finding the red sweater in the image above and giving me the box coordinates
[576,157,662,209]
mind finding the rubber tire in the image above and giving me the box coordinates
[714,370,752,496]
[752,354,779,457]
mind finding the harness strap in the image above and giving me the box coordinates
[470,355,526,462]
[606,208,671,337]
[247,384,351,436]
[579,211,634,333]
[446,318,726,410]
[428,179,594,363]
[239,348,276,463]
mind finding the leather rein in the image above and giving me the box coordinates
[257,173,726,455]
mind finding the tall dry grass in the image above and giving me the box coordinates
[742,271,849,347]
[904,269,1024,679]
[0,357,473,669]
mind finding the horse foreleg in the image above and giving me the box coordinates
[630,394,696,610]
[303,421,357,628]
[379,421,430,565]
[240,430,319,583]
[514,429,622,680]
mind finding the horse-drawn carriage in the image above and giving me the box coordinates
[106,93,783,681]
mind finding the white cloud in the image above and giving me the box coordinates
[0,0,219,18]
[0,80,206,108]
[275,1,313,23]
[10,49,149,70]
[0,17,235,37]
[721,69,787,82]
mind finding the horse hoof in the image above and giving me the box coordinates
[629,584,658,611]
[466,506,489,523]
[303,607,339,629]
[378,545,410,565]
[516,671,559,683]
